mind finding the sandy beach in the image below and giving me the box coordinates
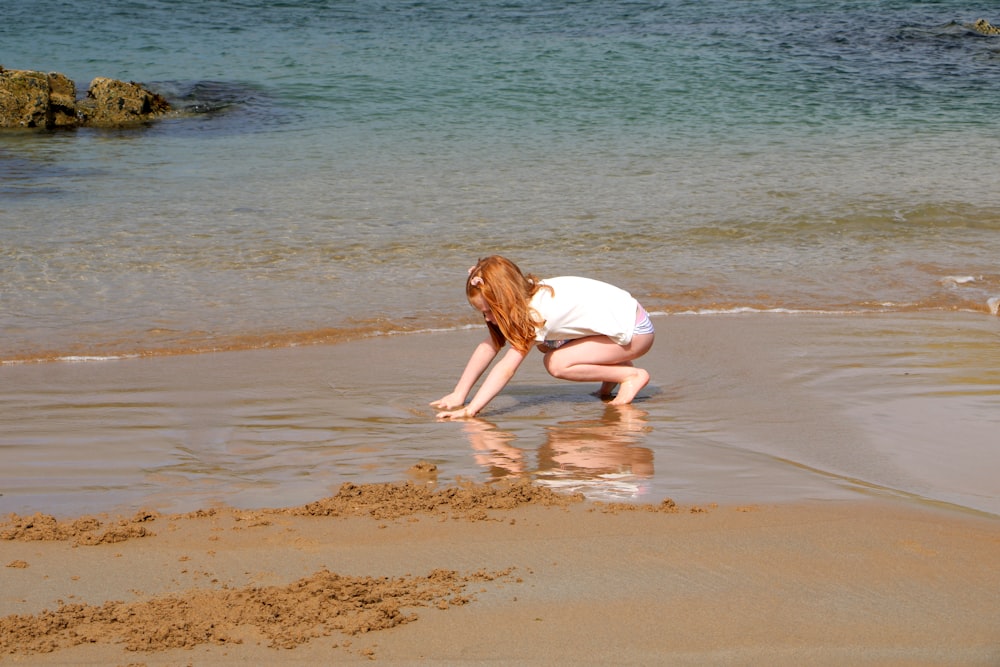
[5,1,1000,662]
[2,313,999,663]
[2,480,999,665]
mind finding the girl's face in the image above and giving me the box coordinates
[469,294,495,324]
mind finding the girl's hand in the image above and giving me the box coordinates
[436,406,477,420]
[429,392,466,410]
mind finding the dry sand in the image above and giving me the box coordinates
[2,475,998,665]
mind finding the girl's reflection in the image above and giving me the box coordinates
[461,404,653,493]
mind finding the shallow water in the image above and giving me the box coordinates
[3,1,1000,361]
[2,313,997,518]
[2,2,998,518]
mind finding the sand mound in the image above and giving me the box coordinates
[0,567,515,654]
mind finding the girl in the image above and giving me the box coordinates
[431,255,655,419]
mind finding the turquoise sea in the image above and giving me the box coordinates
[2,1,999,516]
[3,0,1000,360]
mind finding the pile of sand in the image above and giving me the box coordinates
[2,476,998,664]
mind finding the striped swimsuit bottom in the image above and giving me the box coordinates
[633,304,654,335]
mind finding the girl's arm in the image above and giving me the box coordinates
[430,338,500,411]
[436,346,527,419]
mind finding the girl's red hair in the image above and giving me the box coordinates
[466,256,551,353]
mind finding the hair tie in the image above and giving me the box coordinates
[470,276,484,287]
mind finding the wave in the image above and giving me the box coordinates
[671,300,1000,317]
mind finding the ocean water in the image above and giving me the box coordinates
[3,0,1000,361]
[2,1,999,516]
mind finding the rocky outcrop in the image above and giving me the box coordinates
[47,72,79,127]
[968,18,1000,35]
[76,77,171,126]
[0,69,55,128]
[0,67,170,129]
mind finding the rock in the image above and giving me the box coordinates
[969,18,1000,35]
[0,69,53,128]
[76,76,171,126]
[47,72,78,127]
[0,67,170,129]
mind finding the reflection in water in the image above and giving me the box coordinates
[463,418,527,476]
[461,404,654,500]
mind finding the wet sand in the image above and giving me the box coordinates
[2,481,999,665]
[2,312,999,662]
[2,312,998,517]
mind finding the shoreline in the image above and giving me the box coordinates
[2,480,999,664]
[5,304,999,367]
[2,311,998,519]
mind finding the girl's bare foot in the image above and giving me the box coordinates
[609,369,650,405]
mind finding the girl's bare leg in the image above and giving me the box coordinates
[595,361,633,399]
[596,381,618,399]
[543,333,654,405]
[609,368,649,405]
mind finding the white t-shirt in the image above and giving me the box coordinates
[529,276,639,346]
